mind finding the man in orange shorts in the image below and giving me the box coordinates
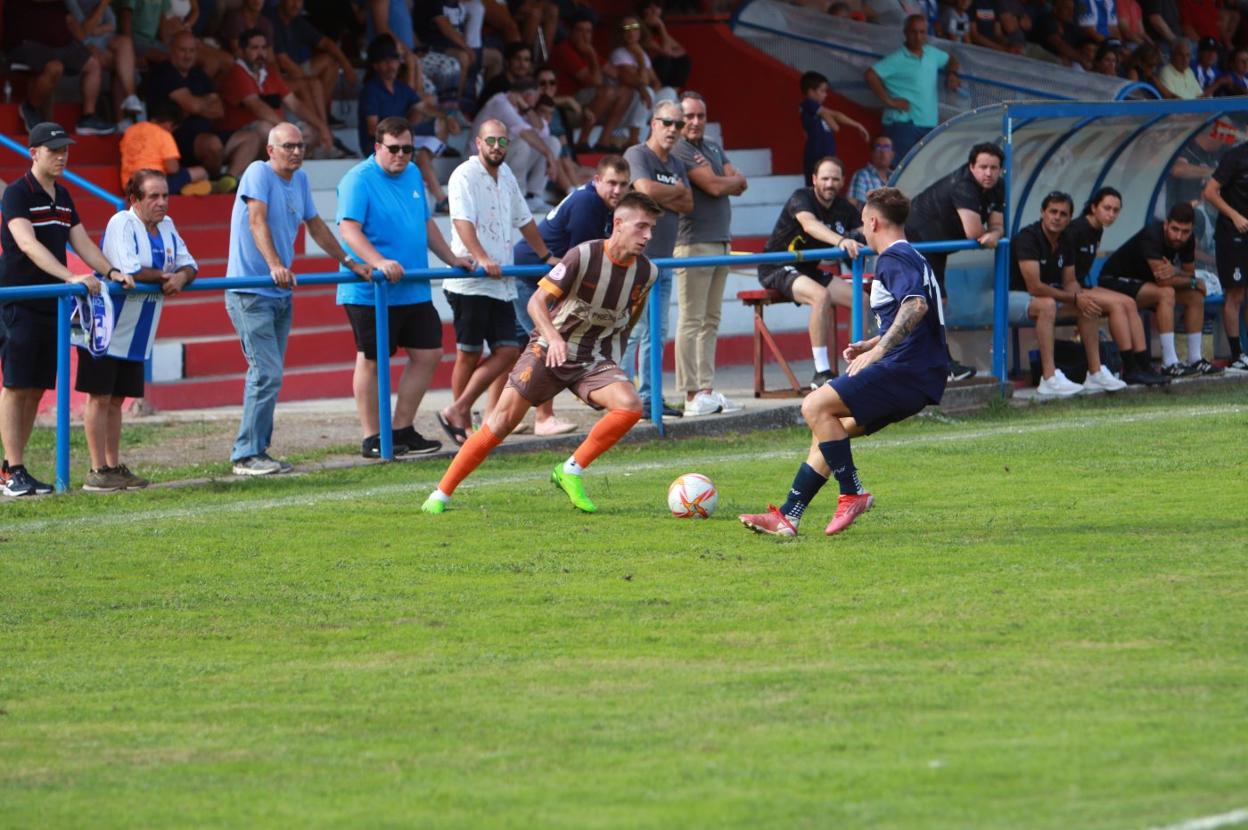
[421,191,662,514]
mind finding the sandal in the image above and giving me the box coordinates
[436,411,469,446]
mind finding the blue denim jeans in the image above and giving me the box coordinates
[622,267,672,404]
[512,277,538,337]
[225,291,292,461]
[883,122,933,166]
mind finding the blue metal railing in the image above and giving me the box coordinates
[0,239,994,492]
[0,134,126,210]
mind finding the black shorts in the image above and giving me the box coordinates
[8,41,91,75]
[1098,274,1147,299]
[1,304,57,390]
[446,292,521,352]
[758,264,830,304]
[1215,234,1248,291]
[924,251,948,291]
[345,302,442,359]
[74,349,145,398]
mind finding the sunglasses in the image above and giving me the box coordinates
[382,143,416,155]
[482,136,511,147]
[656,118,686,129]
[538,79,557,85]
[622,22,641,29]
[278,142,306,152]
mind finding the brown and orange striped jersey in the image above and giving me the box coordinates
[535,239,657,365]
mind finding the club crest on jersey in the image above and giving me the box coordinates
[548,262,567,281]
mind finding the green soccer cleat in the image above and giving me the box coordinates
[551,465,597,513]
[421,495,447,514]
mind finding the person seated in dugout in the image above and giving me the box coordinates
[1098,202,1224,378]
[1009,191,1130,398]
[757,156,867,390]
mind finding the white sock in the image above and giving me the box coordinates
[430,489,450,503]
[812,346,830,373]
[1160,332,1178,366]
[562,457,583,476]
[1187,332,1202,363]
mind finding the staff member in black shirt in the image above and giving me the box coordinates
[1009,192,1126,397]
[1065,187,1168,386]
[1202,139,1248,372]
[757,156,865,389]
[0,123,123,497]
[1099,202,1222,377]
[906,142,1005,382]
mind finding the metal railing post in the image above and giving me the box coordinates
[992,240,1010,387]
[851,253,865,342]
[373,277,394,460]
[649,270,664,436]
[55,295,73,493]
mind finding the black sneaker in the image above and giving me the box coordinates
[393,426,441,455]
[1189,358,1223,376]
[2,465,52,497]
[75,113,117,135]
[19,102,40,132]
[948,360,977,382]
[1162,362,1198,378]
[1123,369,1170,386]
[362,433,415,458]
[641,400,683,419]
[810,369,834,389]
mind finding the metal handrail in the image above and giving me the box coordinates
[0,239,993,492]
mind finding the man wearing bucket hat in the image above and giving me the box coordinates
[0,123,126,497]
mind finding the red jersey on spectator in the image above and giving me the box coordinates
[1179,0,1221,41]
[218,61,290,132]
[549,41,595,96]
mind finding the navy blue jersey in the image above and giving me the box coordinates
[870,240,948,392]
[514,183,611,273]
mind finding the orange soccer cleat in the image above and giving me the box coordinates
[738,505,798,538]
[824,493,874,536]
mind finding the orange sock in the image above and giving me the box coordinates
[437,425,503,496]
[572,409,641,469]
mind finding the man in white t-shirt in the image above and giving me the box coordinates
[437,118,560,447]
[472,78,559,211]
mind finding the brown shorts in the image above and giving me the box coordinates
[506,341,631,408]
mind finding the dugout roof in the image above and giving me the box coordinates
[891,98,1248,250]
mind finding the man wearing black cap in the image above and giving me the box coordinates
[0,124,124,497]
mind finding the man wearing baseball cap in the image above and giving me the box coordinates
[0,123,126,497]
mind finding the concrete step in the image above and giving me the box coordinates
[729,174,803,207]
[729,204,786,237]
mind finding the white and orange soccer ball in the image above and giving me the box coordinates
[667,473,718,519]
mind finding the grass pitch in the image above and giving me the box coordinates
[2,390,1247,829]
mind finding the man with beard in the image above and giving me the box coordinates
[757,156,865,389]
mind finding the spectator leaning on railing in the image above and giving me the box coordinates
[335,116,472,460]
[904,141,1005,382]
[1,124,121,498]
[864,14,961,163]
[78,169,199,493]
[224,123,370,477]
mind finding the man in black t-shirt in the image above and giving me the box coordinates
[758,156,866,388]
[906,141,1005,381]
[147,32,263,190]
[1202,139,1248,371]
[1,124,122,497]
[1100,202,1222,377]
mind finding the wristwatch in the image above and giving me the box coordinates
[543,252,559,264]
[106,267,121,280]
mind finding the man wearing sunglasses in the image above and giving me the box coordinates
[224,122,369,476]
[336,116,474,460]
[437,119,559,447]
[622,100,693,419]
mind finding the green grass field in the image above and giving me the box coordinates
[3,389,1247,829]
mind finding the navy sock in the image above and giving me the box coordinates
[818,438,864,496]
[1230,337,1243,360]
[779,463,827,523]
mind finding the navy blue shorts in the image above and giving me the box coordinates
[828,363,943,435]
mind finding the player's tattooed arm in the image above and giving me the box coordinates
[876,296,928,355]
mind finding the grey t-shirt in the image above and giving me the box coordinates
[673,137,733,246]
[623,142,689,258]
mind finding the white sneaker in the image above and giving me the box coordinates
[1226,354,1248,372]
[710,390,743,413]
[1082,365,1127,392]
[683,391,722,416]
[1035,369,1083,398]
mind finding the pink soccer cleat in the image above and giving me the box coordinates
[824,493,874,536]
[738,505,798,538]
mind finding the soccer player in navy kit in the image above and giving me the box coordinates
[740,187,947,537]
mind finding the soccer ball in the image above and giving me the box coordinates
[667,473,718,519]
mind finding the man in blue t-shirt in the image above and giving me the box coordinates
[225,122,370,476]
[508,154,630,435]
[740,187,947,539]
[336,116,473,459]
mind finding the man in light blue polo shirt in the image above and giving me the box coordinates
[225,122,369,476]
[865,14,962,163]
[336,116,472,459]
